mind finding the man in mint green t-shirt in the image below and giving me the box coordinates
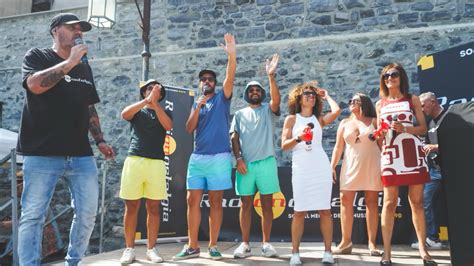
[230,54,281,259]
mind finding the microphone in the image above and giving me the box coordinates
[73,38,88,64]
[199,85,211,109]
[303,123,314,144]
[368,120,390,141]
[391,114,399,138]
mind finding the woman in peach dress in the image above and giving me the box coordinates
[331,93,383,256]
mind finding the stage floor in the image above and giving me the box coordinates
[44,241,451,265]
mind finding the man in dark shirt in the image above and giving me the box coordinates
[17,13,114,265]
[118,79,172,264]
[411,92,447,250]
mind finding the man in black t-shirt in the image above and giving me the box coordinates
[17,13,114,265]
[118,79,172,264]
[411,92,447,250]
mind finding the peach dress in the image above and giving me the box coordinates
[339,119,383,191]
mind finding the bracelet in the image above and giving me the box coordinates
[95,139,106,146]
[236,156,243,161]
[403,127,407,133]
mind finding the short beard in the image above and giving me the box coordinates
[248,97,262,105]
[203,86,215,95]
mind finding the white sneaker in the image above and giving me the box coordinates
[290,253,302,265]
[262,242,278,257]
[322,251,334,264]
[411,238,443,250]
[426,238,443,249]
[120,248,136,264]
[233,242,251,258]
[146,247,164,263]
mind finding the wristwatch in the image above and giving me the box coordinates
[295,136,302,143]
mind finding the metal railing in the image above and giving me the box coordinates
[0,149,19,265]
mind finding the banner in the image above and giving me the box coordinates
[200,167,413,244]
[418,41,474,107]
[136,86,194,240]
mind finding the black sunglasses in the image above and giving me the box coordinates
[348,99,361,105]
[200,77,216,82]
[146,83,161,91]
[248,87,262,93]
[383,72,400,80]
[302,91,317,97]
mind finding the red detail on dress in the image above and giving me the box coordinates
[379,97,429,186]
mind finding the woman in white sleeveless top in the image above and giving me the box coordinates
[281,81,341,265]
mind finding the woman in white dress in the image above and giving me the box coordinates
[281,81,341,265]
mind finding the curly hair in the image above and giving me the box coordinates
[379,63,411,98]
[288,81,323,117]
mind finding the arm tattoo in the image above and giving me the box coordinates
[88,105,104,142]
[39,67,66,88]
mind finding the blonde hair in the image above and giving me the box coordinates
[288,81,323,117]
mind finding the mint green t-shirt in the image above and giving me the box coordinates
[230,103,279,163]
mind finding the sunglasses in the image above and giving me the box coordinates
[200,77,215,82]
[383,72,400,80]
[348,99,361,105]
[146,83,161,91]
[302,91,317,97]
[248,87,262,93]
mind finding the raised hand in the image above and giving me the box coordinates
[220,33,236,55]
[151,84,162,103]
[317,88,328,100]
[265,53,279,76]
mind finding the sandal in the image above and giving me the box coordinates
[333,243,352,254]
[423,256,437,266]
[370,248,384,256]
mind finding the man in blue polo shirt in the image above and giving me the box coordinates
[173,33,236,261]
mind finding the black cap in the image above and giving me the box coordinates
[198,69,217,80]
[50,13,92,34]
[139,79,166,102]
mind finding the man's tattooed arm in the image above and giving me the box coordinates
[26,60,75,94]
[88,105,105,145]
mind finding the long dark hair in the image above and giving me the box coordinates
[379,63,411,98]
[353,93,376,118]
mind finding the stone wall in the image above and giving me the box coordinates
[0,0,473,253]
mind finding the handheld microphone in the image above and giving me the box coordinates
[73,38,88,64]
[302,123,314,144]
[391,114,399,138]
[199,85,211,109]
[368,120,390,141]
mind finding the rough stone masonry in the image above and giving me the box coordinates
[0,0,473,252]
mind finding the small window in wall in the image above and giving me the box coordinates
[32,0,53,13]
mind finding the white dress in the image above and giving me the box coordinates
[291,114,333,211]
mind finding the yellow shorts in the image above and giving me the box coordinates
[119,156,167,200]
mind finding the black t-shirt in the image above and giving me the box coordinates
[128,108,169,160]
[17,48,100,156]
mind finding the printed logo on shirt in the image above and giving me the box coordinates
[64,75,93,85]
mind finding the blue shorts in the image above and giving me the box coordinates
[186,152,232,191]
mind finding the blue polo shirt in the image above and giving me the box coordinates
[193,89,231,154]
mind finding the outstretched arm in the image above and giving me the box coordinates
[221,33,237,99]
[266,54,280,114]
[89,105,114,159]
